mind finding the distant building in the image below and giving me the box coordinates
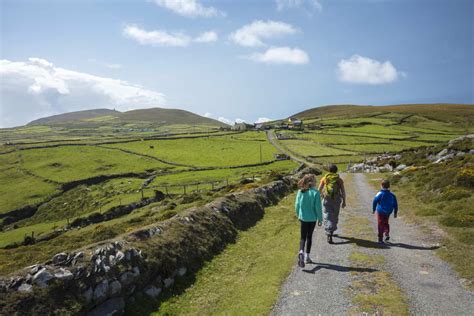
[232,123,254,131]
[288,118,303,130]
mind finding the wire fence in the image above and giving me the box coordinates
[147,174,261,195]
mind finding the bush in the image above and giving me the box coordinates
[440,213,474,228]
[439,188,471,201]
[456,167,474,188]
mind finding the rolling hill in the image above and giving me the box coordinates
[28,109,120,125]
[119,108,227,126]
[291,103,474,123]
[27,107,228,127]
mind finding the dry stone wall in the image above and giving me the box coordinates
[0,176,298,315]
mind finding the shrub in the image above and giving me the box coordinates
[440,213,474,228]
[439,188,471,201]
[456,167,474,188]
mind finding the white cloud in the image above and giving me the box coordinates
[235,118,246,124]
[337,55,402,85]
[218,117,233,125]
[0,58,166,128]
[123,24,191,47]
[246,47,309,65]
[276,0,322,12]
[203,112,213,118]
[255,117,273,123]
[229,20,297,47]
[194,31,218,43]
[152,0,224,18]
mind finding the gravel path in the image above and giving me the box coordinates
[266,131,314,166]
[272,173,474,315]
[352,173,474,315]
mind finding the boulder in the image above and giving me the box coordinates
[52,252,68,265]
[144,285,162,299]
[54,268,73,281]
[395,164,407,171]
[17,283,33,292]
[109,280,122,296]
[119,271,138,286]
[93,280,109,303]
[437,148,448,157]
[32,268,53,287]
[177,267,187,277]
[163,277,174,288]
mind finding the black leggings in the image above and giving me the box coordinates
[300,221,316,253]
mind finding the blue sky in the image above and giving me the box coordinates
[1,0,473,127]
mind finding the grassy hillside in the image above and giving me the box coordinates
[119,108,228,127]
[28,109,120,125]
[26,107,228,128]
[292,104,473,123]
[270,104,473,169]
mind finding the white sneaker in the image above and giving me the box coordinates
[304,254,312,264]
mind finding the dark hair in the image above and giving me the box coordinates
[328,164,338,173]
[298,174,315,192]
[381,179,390,189]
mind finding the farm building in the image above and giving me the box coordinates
[232,122,254,131]
[288,118,303,130]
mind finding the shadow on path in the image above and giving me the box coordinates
[334,236,440,251]
[302,263,378,274]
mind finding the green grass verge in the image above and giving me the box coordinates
[147,193,298,315]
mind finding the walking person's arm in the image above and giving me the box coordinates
[318,177,325,193]
[340,179,346,208]
[372,193,380,214]
[295,190,301,218]
[393,194,398,218]
[314,191,323,226]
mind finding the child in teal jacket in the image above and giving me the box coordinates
[295,174,323,268]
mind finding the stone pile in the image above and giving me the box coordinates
[348,134,473,173]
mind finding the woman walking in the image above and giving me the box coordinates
[318,164,346,244]
[295,174,323,268]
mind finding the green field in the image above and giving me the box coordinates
[0,127,297,254]
[107,133,277,168]
[270,106,472,169]
[19,146,175,182]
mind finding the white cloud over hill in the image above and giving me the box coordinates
[0,58,166,128]
[337,55,403,85]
